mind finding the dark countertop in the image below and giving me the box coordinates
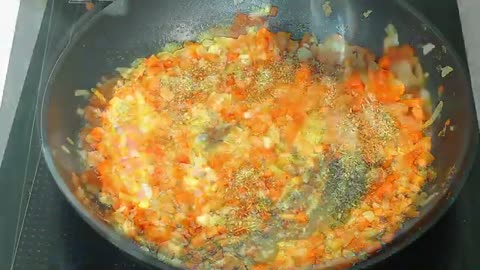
[1,0,479,269]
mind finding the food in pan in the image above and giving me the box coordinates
[74,14,436,270]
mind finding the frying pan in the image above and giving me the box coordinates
[40,0,478,269]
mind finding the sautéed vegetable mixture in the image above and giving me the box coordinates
[75,15,436,270]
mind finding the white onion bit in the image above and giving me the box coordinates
[363,10,373,18]
[440,66,453,78]
[422,43,435,55]
[74,89,91,97]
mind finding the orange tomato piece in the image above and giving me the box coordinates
[295,65,312,84]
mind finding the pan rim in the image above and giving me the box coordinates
[38,1,478,269]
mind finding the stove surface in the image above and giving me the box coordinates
[1,0,479,269]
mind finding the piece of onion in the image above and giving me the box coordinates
[391,60,424,88]
[74,89,90,97]
[363,10,373,18]
[61,145,71,154]
[423,100,443,129]
[384,24,399,50]
[422,43,435,55]
[66,137,75,145]
[440,66,454,78]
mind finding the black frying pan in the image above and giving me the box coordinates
[40,0,478,269]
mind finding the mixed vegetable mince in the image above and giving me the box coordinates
[75,19,437,270]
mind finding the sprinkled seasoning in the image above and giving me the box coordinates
[324,155,368,219]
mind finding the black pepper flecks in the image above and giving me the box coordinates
[323,153,369,220]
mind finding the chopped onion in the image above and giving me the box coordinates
[423,100,443,129]
[77,150,87,160]
[343,250,356,258]
[391,61,424,88]
[207,44,222,54]
[297,47,313,61]
[116,67,131,79]
[363,10,373,18]
[93,90,106,103]
[422,43,435,55]
[163,42,182,53]
[76,108,84,116]
[249,4,272,17]
[420,88,432,109]
[246,26,259,34]
[141,183,153,199]
[384,24,399,50]
[130,58,144,67]
[263,137,273,149]
[362,211,375,222]
[61,145,71,154]
[239,54,250,64]
[202,39,214,48]
[324,34,346,53]
[66,137,75,145]
[440,66,453,78]
[418,192,438,207]
[74,89,91,97]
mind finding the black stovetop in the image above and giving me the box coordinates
[1,1,479,269]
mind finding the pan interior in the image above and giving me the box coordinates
[41,0,477,269]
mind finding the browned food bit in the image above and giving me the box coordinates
[269,6,279,17]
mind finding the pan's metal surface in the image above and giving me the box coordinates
[39,0,478,269]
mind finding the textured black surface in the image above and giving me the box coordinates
[1,0,479,270]
[10,159,142,270]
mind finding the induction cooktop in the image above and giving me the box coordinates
[1,1,479,270]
